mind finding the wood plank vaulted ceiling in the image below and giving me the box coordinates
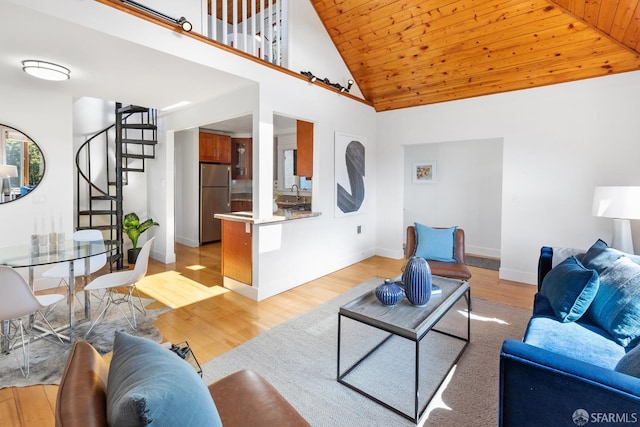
[309,0,640,111]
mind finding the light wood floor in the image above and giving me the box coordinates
[0,243,537,426]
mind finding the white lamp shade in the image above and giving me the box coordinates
[592,186,640,220]
[0,164,18,178]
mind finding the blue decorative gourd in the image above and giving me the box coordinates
[375,279,404,306]
[402,256,432,307]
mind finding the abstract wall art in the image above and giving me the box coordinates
[335,132,366,217]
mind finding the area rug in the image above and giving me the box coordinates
[466,255,501,271]
[202,278,530,426]
[0,293,170,389]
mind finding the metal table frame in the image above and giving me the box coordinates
[337,278,471,424]
[1,240,118,352]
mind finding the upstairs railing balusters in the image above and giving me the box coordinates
[208,0,282,65]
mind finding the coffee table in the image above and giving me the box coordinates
[337,276,470,423]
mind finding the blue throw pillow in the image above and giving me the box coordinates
[616,344,640,377]
[581,239,623,274]
[413,223,457,263]
[540,256,599,323]
[107,331,222,427]
[587,256,640,348]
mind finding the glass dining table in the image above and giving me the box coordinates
[0,239,118,351]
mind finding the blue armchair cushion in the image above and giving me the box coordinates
[587,256,640,348]
[413,223,457,263]
[539,256,599,322]
[107,331,222,427]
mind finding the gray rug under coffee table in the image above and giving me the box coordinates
[202,277,530,427]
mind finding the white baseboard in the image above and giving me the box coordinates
[375,247,404,259]
[224,277,259,300]
[466,245,501,259]
[175,236,200,247]
[499,268,537,286]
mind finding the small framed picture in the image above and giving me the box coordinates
[412,161,437,184]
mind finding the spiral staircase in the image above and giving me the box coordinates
[75,103,157,270]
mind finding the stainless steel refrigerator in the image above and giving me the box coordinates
[200,163,231,243]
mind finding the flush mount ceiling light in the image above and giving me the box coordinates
[121,0,192,32]
[22,60,70,81]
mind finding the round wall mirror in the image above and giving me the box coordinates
[0,124,45,204]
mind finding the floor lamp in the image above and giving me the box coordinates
[592,186,640,254]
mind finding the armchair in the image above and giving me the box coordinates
[404,225,472,280]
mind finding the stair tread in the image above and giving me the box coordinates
[78,209,117,215]
[122,153,155,159]
[121,123,156,130]
[122,139,157,145]
[117,105,149,114]
[75,225,116,231]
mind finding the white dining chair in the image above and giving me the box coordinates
[84,237,154,337]
[38,229,107,298]
[0,266,65,377]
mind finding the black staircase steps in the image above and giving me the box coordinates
[122,138,157,145]
[117,105,149,113]
[122,123,157,130]
[122,153,155,160]
[75,102,157,270]
[76,224,117,231]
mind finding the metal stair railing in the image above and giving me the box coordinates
[75,103,157,270]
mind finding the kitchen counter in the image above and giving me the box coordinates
[214,209,321,224]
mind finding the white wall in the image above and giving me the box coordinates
[174,127,199,247]
[377,71,640,285]
[403,138,503,258]
[251,78,376,300]
[0,84,74,278]
[287,0,363,99]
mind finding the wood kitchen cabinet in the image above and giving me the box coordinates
[230,200,252,212]
[221,220,252,285]
[199,132,231,163]
[231,138,252,180]
[296,120,313,178]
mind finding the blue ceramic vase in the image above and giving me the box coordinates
[402,256,432,307]
[375,279,404,306]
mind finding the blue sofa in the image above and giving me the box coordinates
[499,241,640,426]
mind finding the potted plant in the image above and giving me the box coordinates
[123,212,159,264]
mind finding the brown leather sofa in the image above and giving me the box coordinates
[404,225,472,281]
[55,341,309,427]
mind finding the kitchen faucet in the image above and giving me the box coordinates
[291,184,299,200]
